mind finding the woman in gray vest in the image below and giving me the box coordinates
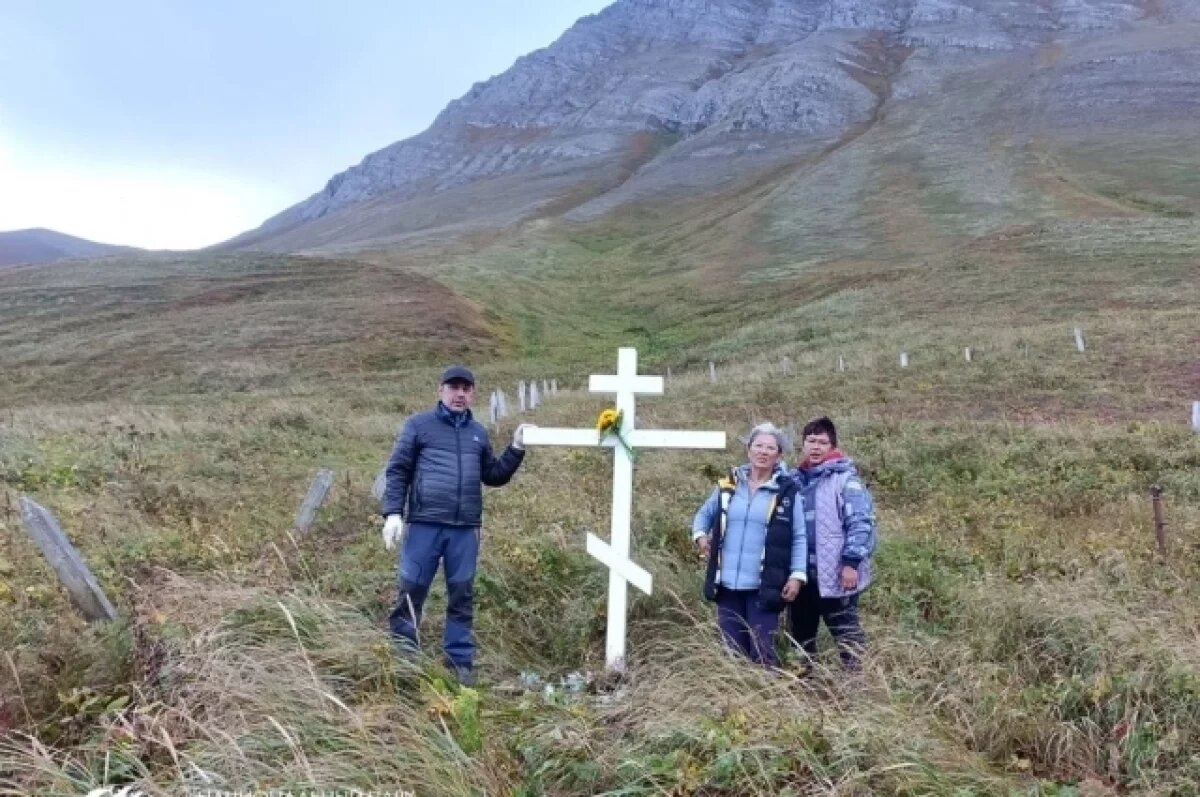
[692,423,807,667]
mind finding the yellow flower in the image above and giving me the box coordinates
[596,408,621,433]
[595,407,636,462]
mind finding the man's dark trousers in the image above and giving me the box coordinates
[389,522,480,671]
[788,576,866,668]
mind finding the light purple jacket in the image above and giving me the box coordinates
[793,458,877,598]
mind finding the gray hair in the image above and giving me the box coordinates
[745,422,788,454]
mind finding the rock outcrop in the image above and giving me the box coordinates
[229,0,1199,252]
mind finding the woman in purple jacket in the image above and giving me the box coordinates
[789,416,877,671]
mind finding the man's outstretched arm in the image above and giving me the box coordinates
[481,423,532,486]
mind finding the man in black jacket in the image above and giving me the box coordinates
[381,365,533,684]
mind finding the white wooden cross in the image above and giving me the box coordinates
[523,347,726,670]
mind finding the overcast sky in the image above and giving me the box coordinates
[0,0,611,249]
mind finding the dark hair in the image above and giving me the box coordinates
[802,416,838,447]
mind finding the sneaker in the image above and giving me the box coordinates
[840,650,865,673]
[452,666,476,687]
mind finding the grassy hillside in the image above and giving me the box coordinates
[0,229,140,268]
[0,253,502,405]
[2,68,1200,797]
[2,212,1198,796]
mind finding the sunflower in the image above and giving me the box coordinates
[595,407,635,461]
[596,408,620,434]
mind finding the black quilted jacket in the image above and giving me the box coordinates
[381,403,524,527]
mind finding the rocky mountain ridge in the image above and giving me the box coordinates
[230,0,1200,252]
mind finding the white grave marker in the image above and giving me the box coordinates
[518,381,527,412]
[523,348,727,670]
[489,391,500,426]
[1074,327,1086,353]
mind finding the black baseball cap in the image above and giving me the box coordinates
[440,365,475,385]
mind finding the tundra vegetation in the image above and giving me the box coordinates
[2,2,1199,791]
[1,205,1197,796]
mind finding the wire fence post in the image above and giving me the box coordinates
[1150,485,1167,558]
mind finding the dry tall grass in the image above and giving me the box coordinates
[1,168,1197,793]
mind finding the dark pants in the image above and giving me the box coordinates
[788,577,866,668]
[388,522,480,671]
[715,589,780,667]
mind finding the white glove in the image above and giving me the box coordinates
[513,423,537,450]
[382,515,405,551]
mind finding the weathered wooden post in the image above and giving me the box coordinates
[294,468,334,533]
[19,497,117,622]
[1074,327,1086,353]
[1150,484,1167,557]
